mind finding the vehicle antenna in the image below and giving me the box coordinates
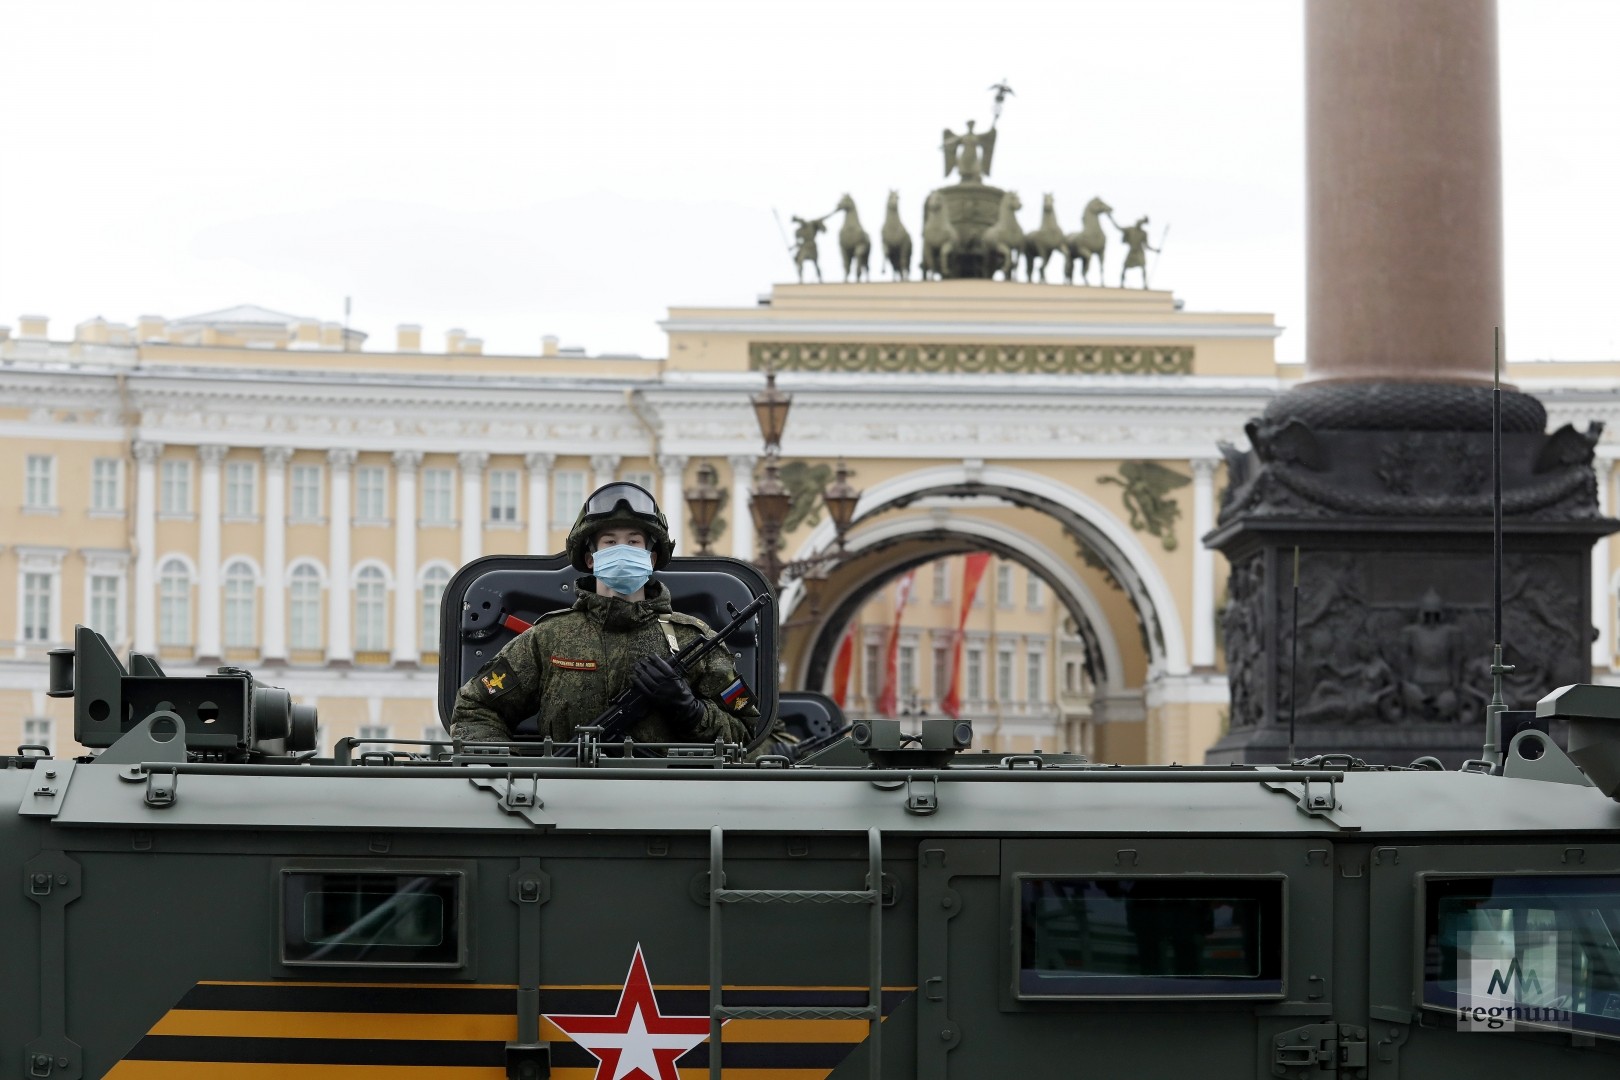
[1482,326,1513,769]
[1288,544,1300,764]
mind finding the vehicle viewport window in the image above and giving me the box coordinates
[1017,876,1284,999]
[1424,875,1620,1040]
[281,871,463,968]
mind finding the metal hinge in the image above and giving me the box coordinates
[906,775,938,815]
[18,761,75,818]
[469,772,552,828]
[144,766,178,808]
[1272,1022,1368,1077]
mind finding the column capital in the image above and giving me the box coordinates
[392,449,424,473]
[590,454,621,475]
[132,440,164,464]
[262,446,293,469]
[198,444,229,466]
[657,453,688,474]
[1190,457,1220,480]
[524,451,556,472]
[458,450,489,472]
[327,448,358,470]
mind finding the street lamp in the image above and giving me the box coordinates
[683,461,723,555]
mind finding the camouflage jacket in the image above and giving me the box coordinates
[449,579,760,748]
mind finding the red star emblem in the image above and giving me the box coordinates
[544,944,718,1080]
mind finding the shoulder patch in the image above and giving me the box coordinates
[663,611,717,634]
[720,676,753,714]
[479,657,516,698]
[550,655,599,672]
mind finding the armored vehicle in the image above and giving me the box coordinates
[7,553,1620,1079]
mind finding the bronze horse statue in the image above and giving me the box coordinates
[834,194,871,283]
[1021,193,1067,282]
[920,191,959,280]
[983,191,1025,281]
[881,190,913,280]
[1063,196,1112,285]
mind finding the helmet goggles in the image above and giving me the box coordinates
[582,482,660,525]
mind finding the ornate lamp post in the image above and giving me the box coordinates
[682,461,723,555]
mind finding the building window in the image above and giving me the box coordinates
[1065,660,1080,695]
[91,458,121,511]
[995,562,1013,608]
[223,561,256,648]
[421,565,450,654]
[354,566,388,652]
[25,454,55,509]
[864,642,882,701]
[488,469,519,523]
[355,466,387,521]
[289,564,322,650]
[225,462,257,517]
[899,645,917,699]
[932,642,950,699]
[621,470,655,493]
[23,717,55,755]
[1026,652,1044,703]
[357,724,391,754]
[423,724,447,750]
[996,648,1014,702]
[291,465,322,520]
[1026,572,1043,610]
[553,470,586,526]
[932,560,950,603]
[966,648,984,701]
[160,460,191,515]
[159,558,191,645]
[422,468,454,524]
[22,572,53,641]
[89,572,120,639]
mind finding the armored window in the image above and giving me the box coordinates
[158,558,191,645]
[864,642,881,702]
[1017,876,1285,999]
[280,869,463,968]
[354,567,388,652]
[160,459,191,515]
[932,642,951,699]
[997,649,1014,702]
[1422,874,1620,1041]
[552,470,585,528]
[966,648,984,701]
[487,469,519,523]
[22,572,53,642]
[1026,572,1043,610]
[355,466,387,522]
[91,458,121,511]
[25,454,55,509]
[1027,652,1045,703]
[290,465,323,520]
[23,717,55,756]
[289,564,322,651]
[899,645,917,699]
[996,562,1013,608]
[420,565,450,654]
[89,572,121,640]
[224,561,257,648]
[421,469,454,524]
[932,559,950,603]
[225,461,257,517]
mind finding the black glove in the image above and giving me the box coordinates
[631,655,705,731]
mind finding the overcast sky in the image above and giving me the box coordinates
[1,0,1615,364]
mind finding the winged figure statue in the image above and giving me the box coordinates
[941,119,997,184]
[1099,461,1192,550]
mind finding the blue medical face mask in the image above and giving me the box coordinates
[592,544,655,596]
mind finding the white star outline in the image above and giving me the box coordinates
[543,944,722,1080]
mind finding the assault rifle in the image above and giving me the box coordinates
[585,591,772,748]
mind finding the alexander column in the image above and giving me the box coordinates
[1206,0,1615,766]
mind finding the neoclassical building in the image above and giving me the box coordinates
[3,286,1617,762]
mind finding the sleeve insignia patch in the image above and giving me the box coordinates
[720,676,752,714]
[480,658,515,698]
[550,656,599,672]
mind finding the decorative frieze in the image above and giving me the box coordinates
[749,341,1194,376]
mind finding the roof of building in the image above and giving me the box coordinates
[170,304,312,328]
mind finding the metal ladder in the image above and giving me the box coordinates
[708,824,884,1080]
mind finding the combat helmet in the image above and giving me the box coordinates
[567,481,675,572]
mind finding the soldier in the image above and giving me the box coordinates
[449,482,763,751]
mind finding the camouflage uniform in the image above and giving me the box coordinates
[450,577,759,747]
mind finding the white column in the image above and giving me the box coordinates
[590,454,621,493]
[658,454,687,555]
[132,440,162,654]
[728,454,757,561]
[392,450,422,665]
[327,448,356,663]
[524,452,555,555]
[1594,459,1615,667]
[1190,457,1219,669]
[196,444,227,660]
[459,451,488,566]
[261,447,291,661]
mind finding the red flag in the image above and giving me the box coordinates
[830,622,855,708]
[875,570,916,718]
[940,553,993,718]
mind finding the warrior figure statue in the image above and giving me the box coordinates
[941,119,998,185]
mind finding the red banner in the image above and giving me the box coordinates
[875,570,916,718]
[940,553,992,719]
[830,622,855,708]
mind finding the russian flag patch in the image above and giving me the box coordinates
[720,677,752,713]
